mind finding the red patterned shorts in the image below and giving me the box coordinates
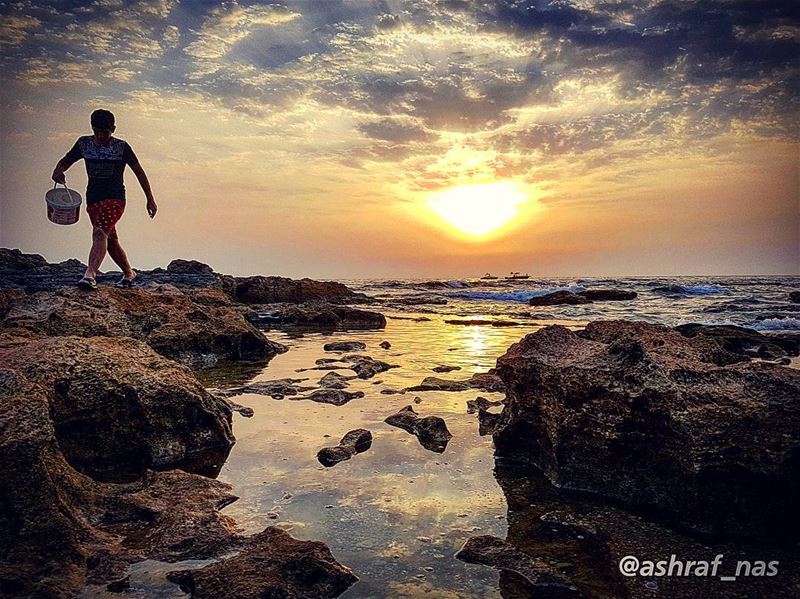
[87,199,126,236]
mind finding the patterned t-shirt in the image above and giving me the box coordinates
[61,136,139,204]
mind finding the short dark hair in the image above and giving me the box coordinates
[91,109,115,130]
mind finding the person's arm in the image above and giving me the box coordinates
[52,140,82,184]
[131,162,157,218]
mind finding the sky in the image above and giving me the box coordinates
[0,0,798,278]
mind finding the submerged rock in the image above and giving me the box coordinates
[295,389,365,406]
[216,378,314,400]
[167,527,358,599]
[323,340,367,352]
[579,288,637,301]
[340,354,397,379]
[379,340,391,349]
[492,320,800,541]
[432,364,462,373]
[0,334,235,482]
[384,405,452,453]
[317,429,373,467]
[444,319,525,326]
[455,536,578,594]
[406,376,470,392]
[319,371,353,389]
[529,291,591,306]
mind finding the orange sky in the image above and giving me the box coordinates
[1,1,798,277]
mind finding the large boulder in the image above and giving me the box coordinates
[167,527,358,598]
[0,334,235,482]
[233,275,368,304]
[246,303,386,329]
[579,289,637,301]
[1,287,287,368]
[491,320,800,541]
[675,322,799,361]
[0,367,242,598]
[529,291,591,306]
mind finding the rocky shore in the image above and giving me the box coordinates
[0,249,372,598]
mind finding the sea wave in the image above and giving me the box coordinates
[751,317,800,331]
[652,284,730,296]
[446,285,587,303]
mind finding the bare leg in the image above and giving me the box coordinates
[107,234,135,279]
[84,227,108,279]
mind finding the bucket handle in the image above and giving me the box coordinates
[53,180,77,204]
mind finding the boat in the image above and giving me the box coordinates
[480,272,498,280]
[505,271,530,280]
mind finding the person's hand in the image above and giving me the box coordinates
[147,199,158,218]
[51,170,66,184]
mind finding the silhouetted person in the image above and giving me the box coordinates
[51,109,157,289]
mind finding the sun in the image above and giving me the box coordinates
[427,181,527,239]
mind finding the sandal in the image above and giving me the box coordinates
[116,274,138,289]
[77,277,97,290]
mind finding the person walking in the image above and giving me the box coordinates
[51,109,157,289]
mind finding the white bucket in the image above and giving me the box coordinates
[46,183,82,225]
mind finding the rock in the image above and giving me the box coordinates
[492,320,800,541]
[455,536,578,594]
[385,295,448,305]
[295,389,365,406]
[578,288,637,301]
[232,275,368,304]
[387,315,432,322]
[0,367,243,597]
[340,354,397,379]
[167,527,357,599]
[467,397,504,414]
[0,247,48,272]
[319,371,353,389]
[384,405,452,453]
[317,429,373,467]
[675,323,799,360]
[379,340,391,349]
[106,575,131,592]
[0,334,235,483]
[477,409,502,436]
[790,291,800,303]
[529,291,591,306]
[432,364,462,373]
[467,372,506,392]
[167,259,214,275]
[1,287,287,368]
[216,378,314,400]
[246,303,386,329]
[380,388,405,395]
[406,376,470,392]
[226,399,254,418]
[323,340,367,352]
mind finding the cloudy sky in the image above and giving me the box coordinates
[1,0,798,277]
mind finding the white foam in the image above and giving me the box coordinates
[447,285,587,303]
[752,317,800,331]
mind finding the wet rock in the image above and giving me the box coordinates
[467,372,506,392]
[323,340,367,352]
[579,289,637,301]
[492,320,800,541]
[455,536,579,594]
[529,291,591,306]
[385,295,448,305]
[318,371,353,389]
[790,291,800,303]
[406,376,470,392]
[0,367,243,597]
[295,389,365,406]
[167,527,357,599]
[384,405,452,453]
[246,303,386,329]
[106,575,131,592]
[233,275,369,304]
[432,364,462,373]
[217,378,314,400]
[467,397,505,414]
[341,354,397,379]
[387,315,432,322]
[379,340,391,349]
[675,322,799,360]
[380,388,405,395]
[0,334,235,482]
[225,399,254,418]
[1,287,287,368]
[317,429,373,467]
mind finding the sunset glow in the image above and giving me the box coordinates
[428,181,528,239]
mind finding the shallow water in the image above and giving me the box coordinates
[82,276,799,597]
